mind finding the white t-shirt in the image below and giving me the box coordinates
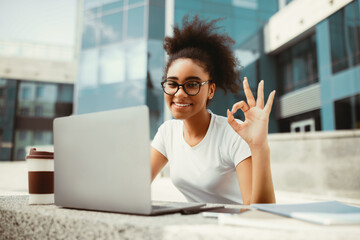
[151,111,252,204]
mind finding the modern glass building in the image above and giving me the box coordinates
[266,0,360,132]
[77,0,166,138]
[0,42,76,161]
[0,79,74,161]
[76,0,360,137]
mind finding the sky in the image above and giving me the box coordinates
[0,0,78,47]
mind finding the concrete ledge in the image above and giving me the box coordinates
[269,130,360,200]
[1,195,359,240]
[269,130,360,140]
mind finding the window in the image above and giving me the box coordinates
[126,6,145,39]
[57,84,74,103]
[21,87,31,100]
[19,131,27,141]
[102,1,123,13]
[36,85,44,99]
[290,119,315,132]
[16,149,26,160]
[334,94,360,129]
[329,0,360,74]
[277,34,318,95]
[279,110,322,132]
[101,11,124,45]
[81,10,99,49]
[34,131,43,141]
[19,107,30,116]
[35,106,43,117]
[128,0,143,5]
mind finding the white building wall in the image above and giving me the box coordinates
[265,0,354,53]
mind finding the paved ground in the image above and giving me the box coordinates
[1,161,359,205]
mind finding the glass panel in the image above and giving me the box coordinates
[328,1,360,73]
[276,35,318,95]
[17,82,57,118]
[292,40,308,90]
[35,106,43,117]
[81,12,99,49]
[102,0,124,13]
[84,0,102,10]
[57,84,74,103]
[309,34,318,83]
[147,40,165,138]
[14,130,53,160]
[101,11,123,45]
[345,1,360,67]
[18,82,34,116]
[125,40,147,81]
[34,131,53,146]
[36,85,44,99]
[126,6,145,39]
[99,44,126,84]
[78,49,99,89]
[0,79,17,160]
[14,130,31,160]
[148,4,165,40]
[232,0,258,10]
[355,94,360,129]
[329,9,349,73]
[128,0,144,5]
[335,97,352,129]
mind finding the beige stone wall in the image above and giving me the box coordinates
[269,130,360,200]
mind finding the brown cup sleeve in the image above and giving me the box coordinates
[28,171,54,194]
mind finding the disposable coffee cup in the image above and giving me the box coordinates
[26,148,54,205]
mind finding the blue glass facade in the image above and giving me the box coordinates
[270,0,360,132]
[316,0,360,131]
[77,0,148,115]
[0,79,73,160]
[77,0,164,138]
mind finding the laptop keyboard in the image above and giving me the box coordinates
[151,202,196,210]
[151,205,172,211]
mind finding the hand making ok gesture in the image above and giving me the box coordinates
[227,77,275,149]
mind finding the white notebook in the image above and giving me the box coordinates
[251,201,360,225]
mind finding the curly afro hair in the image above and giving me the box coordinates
[163,15,241,94]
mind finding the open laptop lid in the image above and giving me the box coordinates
[54,105,153,215]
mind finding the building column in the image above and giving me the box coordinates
[316,20,335,131]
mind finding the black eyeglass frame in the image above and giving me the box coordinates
[161,80,211,96]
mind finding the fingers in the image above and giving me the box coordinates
[264,90,276,115]
[227,109,244,133]
[231,100,250,114]
[243,77,256,108]
[256,80,264,109]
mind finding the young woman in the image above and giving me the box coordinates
[151,16,276,205]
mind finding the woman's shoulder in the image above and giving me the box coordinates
[211,112,244,140]
[158,118,182,131]
[211,112,243,130]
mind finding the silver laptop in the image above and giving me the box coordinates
[53,105,204,215]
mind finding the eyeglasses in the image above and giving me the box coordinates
[161,80,210,96]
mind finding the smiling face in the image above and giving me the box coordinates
[165,58,215,120]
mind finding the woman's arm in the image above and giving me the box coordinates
[150,147,168,182]
[235,157,252,205]
[235,150,275,205]
[228,77,276,204]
